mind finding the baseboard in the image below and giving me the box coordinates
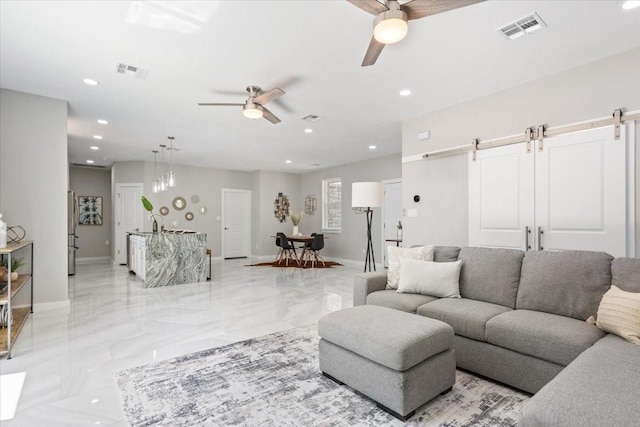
[323,256,383,270]
[33,299,71,313]
[77,256,111,264]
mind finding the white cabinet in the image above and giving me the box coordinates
[469,125,631,256]
[129,235,146,280]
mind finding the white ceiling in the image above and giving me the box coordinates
[1,1,639,173]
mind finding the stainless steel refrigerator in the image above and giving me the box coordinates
[68,191,78,275]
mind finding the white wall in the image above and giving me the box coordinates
[0,88,69,308]
[253,171,300,257]
[402,48,640,255]
[70,167,112,259]
[300,154,402,264]
[112,161,252,258]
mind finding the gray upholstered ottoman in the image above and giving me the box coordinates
[318,305,455,421]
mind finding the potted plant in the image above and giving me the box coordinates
[290,212,304,236]
[0,257,25,282]
[397,220,403,241]
[141,196,159,233]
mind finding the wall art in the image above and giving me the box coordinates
[78,196,103,225]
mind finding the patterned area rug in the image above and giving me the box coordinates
[115,327,529,426]
[245,261,342,269]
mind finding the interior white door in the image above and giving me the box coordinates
[468,143,535,250]
[535,126,627,256]
[222,189,251,259]
[382,180,402,267]
[115,183,144,265]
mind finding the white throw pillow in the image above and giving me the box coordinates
[587,285,640,345]
[386,245,434,290]
[397,258,462,298]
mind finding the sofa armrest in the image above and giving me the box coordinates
[353,271,388,306]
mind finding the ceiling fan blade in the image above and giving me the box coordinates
[198,103,244,106]
[347,0,388,15]
[254,88,285,105]
[402,0,484,21]
[361,36,385,67]
[262,106,281,124]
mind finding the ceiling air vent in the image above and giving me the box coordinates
[302,114,324,122]
[498,13,546,40]
[71,163,107,169]
[116,63,150,80]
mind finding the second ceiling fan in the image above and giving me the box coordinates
[198,85,285,124]
[348,0,484,66]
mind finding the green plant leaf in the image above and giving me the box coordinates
[141,196,153,212]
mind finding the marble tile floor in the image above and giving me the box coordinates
[0,258,360,426]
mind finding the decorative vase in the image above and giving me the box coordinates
[1,271,18,282]
[0,303,12,328]
[293,225,299,236]
[397,229,403,241]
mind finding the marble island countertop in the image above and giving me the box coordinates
[129,232,207,287]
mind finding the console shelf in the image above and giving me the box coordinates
[0,241,33,358]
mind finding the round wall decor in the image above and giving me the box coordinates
[172,196,187,211]
[185,212,194,221]
[159,206,169,216]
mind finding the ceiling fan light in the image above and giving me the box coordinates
[243,103,264,119]
[374,10,408,44]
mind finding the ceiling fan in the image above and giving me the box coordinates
[347,0,484,67]
[198,85,285,124]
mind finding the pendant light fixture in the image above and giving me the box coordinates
[151,150,159,193]
[167,136,176,187]
[159,144,167,191]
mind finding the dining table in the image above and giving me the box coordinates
[272,234,326,266]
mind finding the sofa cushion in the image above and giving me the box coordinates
[367,290,437,313]
[397,259,462,298]
[589,285,640,345]
[486,309,605,366]
[612,257,640,292]
[386,245,434,290]
[458,247,524,309]
[417,298,511,342]
[516,250,613,320]
[520,334,640,427]
[433,246,461,262]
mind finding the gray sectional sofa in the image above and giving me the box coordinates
[354,246,640,426]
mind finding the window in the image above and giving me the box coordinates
[322,177,342,232]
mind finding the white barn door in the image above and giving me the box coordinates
[536,126,627,256]
[469,125,630,256]
[468,143,534,250]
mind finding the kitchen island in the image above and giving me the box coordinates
[128,232,207,287]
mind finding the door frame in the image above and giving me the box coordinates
[381,178,402,268]
[114,183,144,265]
[221,188,252,259]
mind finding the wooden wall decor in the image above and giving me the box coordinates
[274,192,290,223]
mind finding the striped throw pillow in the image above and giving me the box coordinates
[588,285,640,345]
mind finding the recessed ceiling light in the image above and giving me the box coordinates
[93,135,103,140]
[304,128,313,133]
[86,160,95,164]
[97,119,108,125]
[285,160,292,164]
[399,89,411,96]
[83,78,99,86]
[622,0,640,9]
[90,146,99,150]
[369,145,377,150]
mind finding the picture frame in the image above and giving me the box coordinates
[78,196,103,225]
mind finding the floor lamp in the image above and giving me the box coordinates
[352,182,384,273]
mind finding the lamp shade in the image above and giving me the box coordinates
[352,182,384,208]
